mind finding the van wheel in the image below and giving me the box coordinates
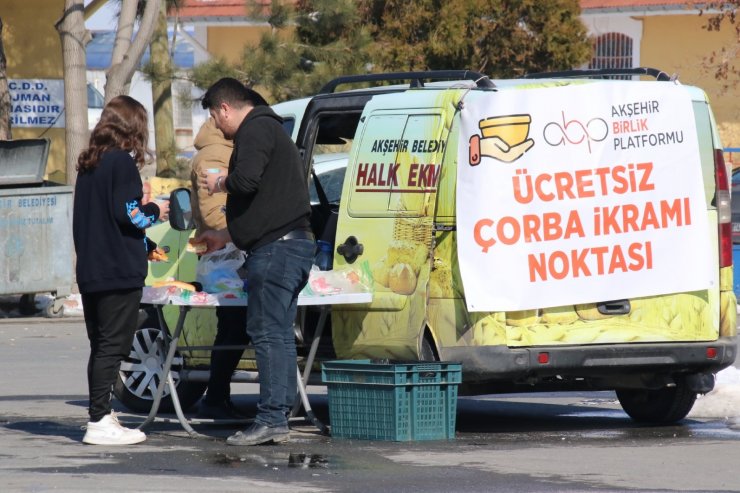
[419,334,438,362]
[616,378,697,424]
[114,311,206,413]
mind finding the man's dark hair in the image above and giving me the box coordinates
[201,78,268,110]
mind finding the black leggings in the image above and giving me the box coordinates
[82,288,141,422]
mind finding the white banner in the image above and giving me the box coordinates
[9,79,65,128]
[456,82,713,311]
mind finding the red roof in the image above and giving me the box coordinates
[581,0,690,9]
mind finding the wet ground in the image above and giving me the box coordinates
[2,316,740,492]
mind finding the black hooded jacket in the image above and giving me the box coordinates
[223,105,311,251]
[73,149,160,294]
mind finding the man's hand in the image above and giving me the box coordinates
[198,169,226,195]
[193,229,231,254]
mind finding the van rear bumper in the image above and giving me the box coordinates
[442,337,737,388]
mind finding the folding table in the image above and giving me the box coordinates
[137,289,372,437]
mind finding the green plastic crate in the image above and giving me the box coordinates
[321,359,462,441]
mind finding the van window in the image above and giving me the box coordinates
[348,113,443,217]
[433,116,460,221]
[388,114,443,214]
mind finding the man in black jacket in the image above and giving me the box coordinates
[196,78,315,446]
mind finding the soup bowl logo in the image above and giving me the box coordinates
[468,114,535,165]
[543,111,608,153]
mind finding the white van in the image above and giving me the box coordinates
[291,69,736,423]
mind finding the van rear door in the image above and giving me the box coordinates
[329,95,454,360]
[451,84,725,349]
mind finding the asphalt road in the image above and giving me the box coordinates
[2,317,740,493]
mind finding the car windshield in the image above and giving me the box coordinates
[309,154,348,205]
[309,166,346,205]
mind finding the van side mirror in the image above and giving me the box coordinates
[169,187,194,231]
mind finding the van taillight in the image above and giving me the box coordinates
[715,149,732,268]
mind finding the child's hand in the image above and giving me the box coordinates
[148,246,169,262]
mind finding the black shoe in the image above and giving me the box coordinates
[195,399,249,420]
[226,422,290,446]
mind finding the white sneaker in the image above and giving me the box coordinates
[82,413,146,445]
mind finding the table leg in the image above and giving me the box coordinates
[301,306,329,386]
[290,306,330,435]
[296,366,329,435]
[166,365,201,437]
[138,305,201,437]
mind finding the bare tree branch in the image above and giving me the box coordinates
[105,0,161,101]
[110,0,137,68]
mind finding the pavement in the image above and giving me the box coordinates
[0,293,84,319]
[3,306,740,492]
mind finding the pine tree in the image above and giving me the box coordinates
[190,0,591,100]
[364,0,591,77]
[190,0,371,101]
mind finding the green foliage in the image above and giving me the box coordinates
[239,0,372,101]
[190,0,591,100]
[248,0,291,29]
[140,59,175,85]
[190,57,243,90]
[365,0,591,77]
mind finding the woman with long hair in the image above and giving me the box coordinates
[73,95,167,445]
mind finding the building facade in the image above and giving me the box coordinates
[581,0,740,149]
[4,0,67,183]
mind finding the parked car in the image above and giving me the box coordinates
[732,169,740,298]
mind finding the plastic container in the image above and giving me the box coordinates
[314,240,333,271]
[322,359,462,441]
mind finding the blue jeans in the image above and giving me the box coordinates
[245,238,314,427]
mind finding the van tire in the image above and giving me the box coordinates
[114,310,206,413]
[616,378,697,424]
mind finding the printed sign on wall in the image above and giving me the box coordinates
[9,79,65,128]
[456,82,712,311]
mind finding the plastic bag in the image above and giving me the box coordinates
[196,242,246,293]
[302,260,373,296]
[169,289,219,306]
[141,286,171,304]
[141,285,220,306]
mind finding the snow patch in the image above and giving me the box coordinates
[688,367,740,419]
